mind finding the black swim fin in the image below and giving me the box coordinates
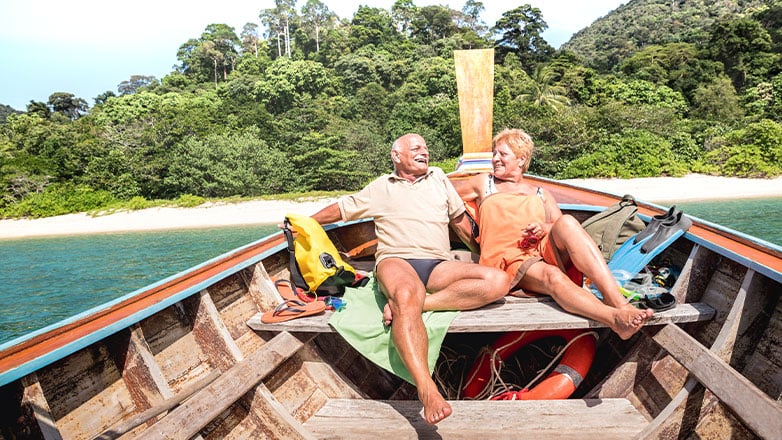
[634,206,677,244]
[641,210,692,254]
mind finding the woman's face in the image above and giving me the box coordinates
[492,142,523,176]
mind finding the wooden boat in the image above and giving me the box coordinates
[1,50,781,439]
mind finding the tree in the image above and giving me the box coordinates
[25,101,50,119]
[48,93,88,120]
[165,128,294,197]
[618,42,724,101]
[240,23,261,57]
[391,0,417,36]
[691,75,744,122]
[175,26,240,85]
[410,5,458,45]
[492,5,554,71]
[260,8,283,58]
[459,0,487,37]
[94,91,117,105]
[301,0,335,52]
[0,104,20,124]
[277,0,298,57]
[334,54,381,91]
[175,38,205,80]
[349,6,398,50]
[201,24,241,81]
[261,0,298,58]
[117,75,158,95]
[703,119,782,177]
[253,58,332,113]
[561,129,687,178]
[706,17,778,91]
[516,64,570,112]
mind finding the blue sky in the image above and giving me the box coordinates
[0,0,626,111]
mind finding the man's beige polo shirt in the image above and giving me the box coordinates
[338,167,465,263]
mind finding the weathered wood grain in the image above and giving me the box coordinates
[136,331,304,440]
[647,323,782,440]
[304,398,647,439]
[247,301,716,333]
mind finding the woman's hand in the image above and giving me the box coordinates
[522,222,544,239]
[518,223,544,250]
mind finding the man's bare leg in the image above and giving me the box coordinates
[376,258,452,424]
[381,260,509,325]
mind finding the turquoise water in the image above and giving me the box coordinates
[0,225,278,345]
[674,197,782,246]
[1,197,780,345]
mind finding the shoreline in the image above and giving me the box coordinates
[561,174,782,203]
[2,174,781,240]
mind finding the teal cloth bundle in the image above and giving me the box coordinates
[328,276,458,384]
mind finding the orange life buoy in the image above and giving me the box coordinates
[462,329,597,400]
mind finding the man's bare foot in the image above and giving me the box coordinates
[382,303,393,326]
[612,306,653,340]
[419,384,452,425]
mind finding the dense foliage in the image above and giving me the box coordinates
[1,0,781,218]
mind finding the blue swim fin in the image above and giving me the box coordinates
[608,211,692,278]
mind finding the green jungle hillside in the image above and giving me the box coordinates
[1,0,781,218]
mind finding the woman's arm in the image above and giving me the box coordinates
[540,188,563,224]
[451,173,486,203]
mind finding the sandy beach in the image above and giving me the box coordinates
[1,174,781,240]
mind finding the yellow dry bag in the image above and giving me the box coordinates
[283,213,366,296]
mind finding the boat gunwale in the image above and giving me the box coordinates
[0,232,291,387]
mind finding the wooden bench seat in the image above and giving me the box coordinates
[303,398,648,439]
[247,296,715,333]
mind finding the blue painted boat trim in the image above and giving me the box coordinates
[0,234,288,387]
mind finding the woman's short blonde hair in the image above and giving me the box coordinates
[492,128,534,172]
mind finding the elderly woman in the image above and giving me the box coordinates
[453,128,652,340]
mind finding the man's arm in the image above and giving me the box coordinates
[311,202,343,225]
[450,212,480,254]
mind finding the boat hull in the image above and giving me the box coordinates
[0,180,780,439]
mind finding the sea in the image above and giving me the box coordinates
[1,197,781,346]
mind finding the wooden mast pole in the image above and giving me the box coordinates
[454,49,494,172]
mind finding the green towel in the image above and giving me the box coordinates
[328,276,458,384]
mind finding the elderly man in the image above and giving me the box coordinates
[311,133,509,425]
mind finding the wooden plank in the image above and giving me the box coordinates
[136,331,304,440]
[247,382,318,440]
[97,371,220,439]
[646,323,782,440]
[635,268,756,439]
[21,373,63,440]
[247,301,716,333]
[193,289,244,368]
[454,49,494,154]
[304,398,647,439]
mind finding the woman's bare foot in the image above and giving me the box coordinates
[382,303,393,326]
[611,306,653,340]
[419,384,452,425]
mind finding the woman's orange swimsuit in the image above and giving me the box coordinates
[476,191,581,288]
